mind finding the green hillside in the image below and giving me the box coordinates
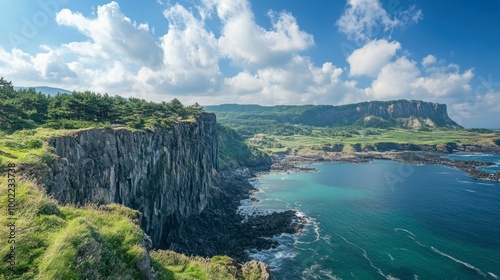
[0,178,268,279]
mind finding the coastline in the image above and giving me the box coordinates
[270,151,500,182]
[164,163,307,264]
[237,151,500,279]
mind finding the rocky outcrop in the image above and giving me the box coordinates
[164,158,305,262]
[34,113,302,266]
[296,100,461,127]
[44,114,218,248]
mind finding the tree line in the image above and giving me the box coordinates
[0,78,203,133]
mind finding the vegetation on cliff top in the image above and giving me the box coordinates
[0,177,269,279]
[0,78,202,133]
[0,78,206,171]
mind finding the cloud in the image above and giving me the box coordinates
[348,39,401,77]
[337,0,422,43]
[217,55,362,106]
[136,3,221,95]
[413,67,473,97]
[56,2,163,69]
[422,54,436,67]
[449,91,500,128]
[205,0,314,68]
[0,0,481,123]
[365,56,474,101]
[367,56,420,99]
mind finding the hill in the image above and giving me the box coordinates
[204,100,461,130]
[204,100,460,127]
[13,86,72,96]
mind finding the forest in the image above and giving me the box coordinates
[0,78,202,133]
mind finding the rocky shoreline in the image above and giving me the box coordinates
[164,163,307,263]
[271,151,500,182]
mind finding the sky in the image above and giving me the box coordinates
[0,0,499,128]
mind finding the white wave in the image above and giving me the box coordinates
[293,245,319,255]
[465,189,476,193]
[388,253,394,262]
[322,234,332,245]
[313,221,321,241]
[302,264,342,280]
[335,234,395,280]
[394,228,417,237]
[430,246,489,279]
[405,233,490,280]
[275,250,297,260]
[456,178,473,184]
[488,272,499,279]
[295,210,307,218]
[477,182,495,186]
[451,153,494,157]
[247,244,296,270]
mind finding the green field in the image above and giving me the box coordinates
[247,128,500,154]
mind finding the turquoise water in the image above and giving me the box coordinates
[240,157,500,279]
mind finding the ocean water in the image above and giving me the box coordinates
[239,155,500,280]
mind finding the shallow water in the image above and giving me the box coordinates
[240,156,500,279]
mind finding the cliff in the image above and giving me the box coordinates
[205,99,462,128]
[43,114,218,248]
[32,113,298,266]
[296,100,461,127]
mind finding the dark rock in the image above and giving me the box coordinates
[42,114,218,248]
[32,113,304,268]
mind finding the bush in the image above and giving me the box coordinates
[26,139,43,149]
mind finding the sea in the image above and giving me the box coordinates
[238,153,500,280]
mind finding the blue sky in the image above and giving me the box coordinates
[0,0,499,127]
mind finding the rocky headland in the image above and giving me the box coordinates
[271,151,500,182]
[22,113,305,274]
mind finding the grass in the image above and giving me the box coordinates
[0,124,175,171]
[0,177,268,280]
[0,128,88,170]
[249,128,500,155]
[0,176,149,279]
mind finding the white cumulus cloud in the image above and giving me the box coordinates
[57,1,163,69]
[0,0,482,120]
[204,0,314,68]
[422,54,437,67]
[337,0,422,43]
[348,39,401,77]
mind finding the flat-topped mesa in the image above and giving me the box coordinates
[44,113,218,248]
[205,99,462,128]
[296,100,461,128]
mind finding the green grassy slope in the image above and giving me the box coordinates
[0,177,267,280]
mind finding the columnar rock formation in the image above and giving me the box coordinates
[44,114,218,247]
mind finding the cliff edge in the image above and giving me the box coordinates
[43,114,218,248]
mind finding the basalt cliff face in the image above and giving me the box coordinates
[38,113,298,266]
[296,100,461,127]
[44,114,218,248]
